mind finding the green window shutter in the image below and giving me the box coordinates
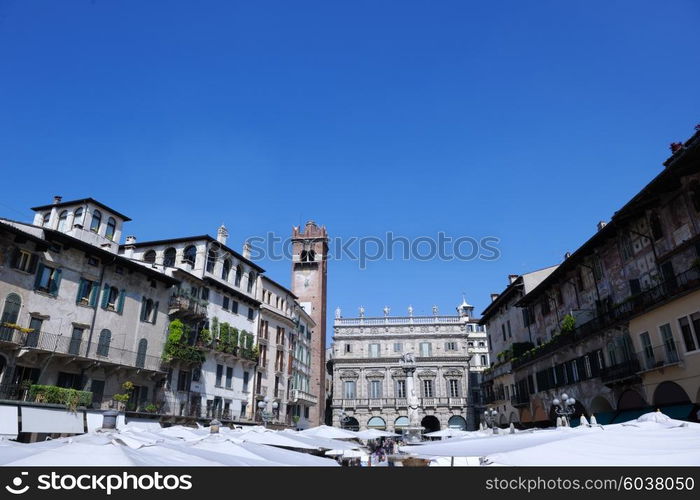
[117,289,126,314]
[152,301,159,324]
[76,278,87,304]
[89,281,100,308]
[33,263,45,290]
[101,283,110,309]
[50,268,62,296]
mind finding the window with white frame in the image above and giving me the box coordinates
[449,379,460,397]
[344,380,356,399]
[369,380,382,399]
[422,379,433,398]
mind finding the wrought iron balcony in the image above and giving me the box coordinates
[168,295,208,319]
[290,389,318,405]
[637,340,682,373]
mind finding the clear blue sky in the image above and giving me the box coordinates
[1,1,699,343]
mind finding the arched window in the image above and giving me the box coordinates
[0,293,22,341]
[105,217,116,241]
[234,265,242,287]
[143,250,156,264]
[300,249,315,262]
[42,213,50,227]
[56,211,68,232]
[136,339,148,368]
[163,247,176,267]
[90,209,102,233]
[206,249,217,273]
[96,329,111,356]
[183,246,197,269]
[367,416,386,429]
[73,207,84,227]
[247,272,256,293]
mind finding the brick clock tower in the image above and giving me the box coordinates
[291,220,328,426]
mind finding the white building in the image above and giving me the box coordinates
[120,226,262,422]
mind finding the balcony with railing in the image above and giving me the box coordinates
[600,358,641,384]
[290,389,318,405]
[513,265,700,370]
[168,294,208,319]
[637,340,682,373]
[335,315,463,327]
[0,329,164,372]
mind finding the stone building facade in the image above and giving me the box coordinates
[482,126,700,427]
[0,197,328,436]
[330,300,489,432]
[0,198,178,416]
[479,266,558,426]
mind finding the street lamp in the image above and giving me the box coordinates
[257,396,279,427]
[552,393,576,426]
[483,408,499,434]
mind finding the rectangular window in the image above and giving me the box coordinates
[678,317,697,352]
[26,317,43,347]
[13,249,37,273]
[369,380,382,399]
[225,366,233,389]
[68,327,83,355]
[247,307,254,321]
[396,379,406,398]
[231,301,239,314]
[620,235,634,261]
[629,278,642,296]
[502,324,506,341]
[76,278,99,306]
[445,341,457,351]
[242,371,250,392]
[344,380,356,399]
[507,320,512,338]
[660,323,680,363]
[639,332,654,370]
[449,379,460,397]
[422,379,433,398]
[35,264,62,296]
[201,287,210,301]
[222,296,230,310]
[480,354,487,366]
[419,342,432,357]
[369,343,380,358]
[177,370,191,392]
[393,342,402,352]
[345,344,352,353]
[690,312,700,351]
[215,364,223,387]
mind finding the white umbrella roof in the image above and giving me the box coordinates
[278,430,361,450]
[299,425,358,440]
[423,429,470,438]
[229,428,320,449]
[488,414,700,466]
[400,428,583,457]
[355,429,399,439]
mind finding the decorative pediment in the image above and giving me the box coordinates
[417,370,437,379]
[339,370,359,379]
[365,370,385,379]
[442,369,464,378]
[390,369,407,379]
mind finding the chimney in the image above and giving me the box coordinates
[490,293,500,302]
[564,251,572,259]
[53,195,63,205]
[508,274,518,284]
[242,240,251,259]
[123,236,136,258]
[217,224,228,245]
[597,221,607,231]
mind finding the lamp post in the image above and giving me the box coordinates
[483,408,499,434]
[552,393,576,426]
[257,396,278,428]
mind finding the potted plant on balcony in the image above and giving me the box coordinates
[560,314,576,334]
[113,381,134,412]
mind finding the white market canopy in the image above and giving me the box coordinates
[299,425,359,440]
[354,429,399,440]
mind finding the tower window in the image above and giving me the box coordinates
[105,217,117,241]
[300,250,316,262]
[90,210,102,233]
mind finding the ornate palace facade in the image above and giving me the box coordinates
[330,300,489,432]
